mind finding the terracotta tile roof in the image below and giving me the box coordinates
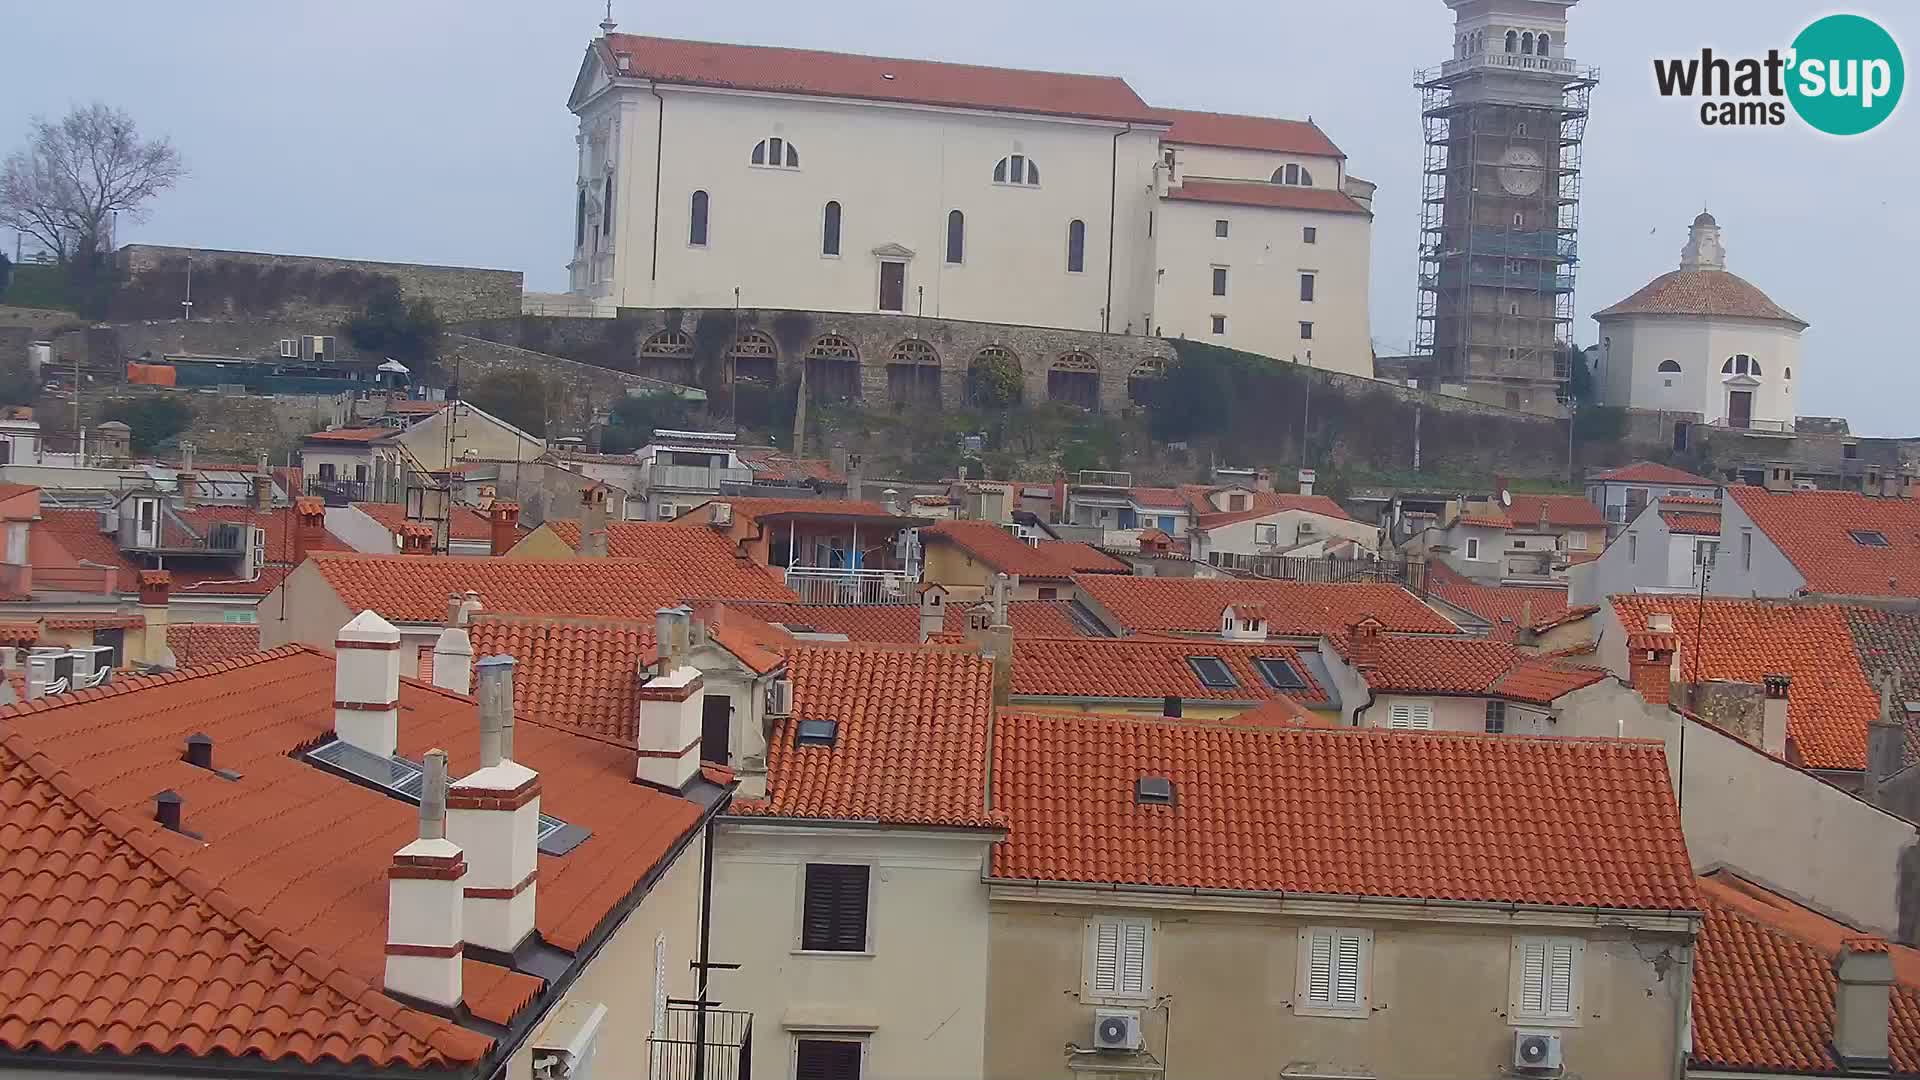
[736,448,844,484]
[1012,636,1327,705]
[1611,595,1878,770]
[1692,873,1920,1074]
[1164,179,1370,215]
[1224,697,1337,729]
[733,644,1002,828]
[1589,461,1716,486]
[1661,509,1722,536]
[0,647,707,1070]
[1730,485,1920,597]
[308,550,793,624]
[1154,108,1344,157]
[1193,492,1354,531]
[1353,636,1608,705]
[30,506,349,597]
[539,522,797,594]
[733,599,1094,643]
[1424,563,1582,642]
[1507,493,1607,529]
[601,33,1160,124]
[351,501,496,542]
[924,520,1102,580]
[1842,607,1920,766]
[1455,509,1513,529]
[467,616,655,741]
[667,496,897,525]
[989,710,1698,909]
[166,622,263,667]
[0,621,42,644]
[302,427,396,444]
[1075,575,1459,639]
[43,615,144,631]
[1594,269,1808,327]
[1127,487,1190,511]
[1034,540,1129,574]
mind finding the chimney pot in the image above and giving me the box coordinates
[1833,940,1895,1069]
[184,733,213,770]
[475,654,517,767]
[251,474,273,513]
[334,610,403,757]
[488,501,521,556]
[386,746,466,1009]
[154,789,184,833]
[176,472,197,508]
[1164,695,1183,718]
[445,593,465,628]
[419,748,449,840]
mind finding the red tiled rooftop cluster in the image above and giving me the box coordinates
[735,599,1090,643]
[1012,636,1328,705]
[1589,461,1716,486]
[1075,575,1458,639]
[1353,636,1608,705]
[925,520,1127,579]
[1424,563,1585,642]
[1730,486,1920,597]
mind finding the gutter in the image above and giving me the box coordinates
[649,84,665,283]
[1103,124,1133,332]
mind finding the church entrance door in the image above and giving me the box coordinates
[878,261,906,312]
[1727,390,1752,429]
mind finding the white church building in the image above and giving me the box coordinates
[563,28,1376,376]
[1590,213,1808,430]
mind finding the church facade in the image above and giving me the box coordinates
[564,31,1375,377]
[1591,214,1807,430]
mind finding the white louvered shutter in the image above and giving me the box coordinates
[1334,933,1363,1005]
[1307,930,1334,1003]
[1520,940,1548,1015]
[1409,703,1433,729]
[1121,921,1149,994]
[1092,921,1121,994]
[1547,941,1576,1015]
[1389,704,1413,729]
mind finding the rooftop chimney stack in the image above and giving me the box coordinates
[1628,617,1680,706]
[449,655,540,955]
[1833,938,1895,1070]
[883,487,901,516]
[385,748,467,1011]
[1761,673,1791,758]
[636,619,706,791]
[431,597,475,696]
[176,472,198,508]
[1347,616,1384,674]
[293,497,327,564]
[252,474,273,514]
[1866,674,1907,804]
[982,574,1014,707]
[138,570,172,667]
[334,610,403,757]
[1297,469,1316,497]
[577,487,608,557]
[917,584,946,644]
[180,441,195,474]
[487,501,521,556]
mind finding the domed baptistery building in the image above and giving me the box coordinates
[1591,213,1807,430]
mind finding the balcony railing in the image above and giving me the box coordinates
[648,1003,752,1080]
[306,476,372,507]
[1439,51,1585,79]
[1709,417,1794,434]
[644,462,755,492]
[784,566,916,605]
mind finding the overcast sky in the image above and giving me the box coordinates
[5,2,1915,433]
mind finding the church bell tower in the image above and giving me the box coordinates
[1414,0,1597,416]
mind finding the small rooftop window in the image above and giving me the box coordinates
[304,738,588,855]
[1135,776,1175,805]
[1185,655,1238,689]
[1253,657,1308,691]
[1849,530,1891,547]
[797,718,839,747]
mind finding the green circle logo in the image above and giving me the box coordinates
[1787,14,1904,135]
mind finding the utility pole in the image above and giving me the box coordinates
[181,255,194,322]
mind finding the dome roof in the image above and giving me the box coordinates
[1693,211,1718,227]
[1593,269,1807,328]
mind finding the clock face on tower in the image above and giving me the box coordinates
[1499,146,1544,196]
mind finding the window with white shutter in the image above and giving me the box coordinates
[1387,701,1434,730]
[1512,936,1583,1025]
[1296,926,1371,1017]
[1086,917,1152,1000]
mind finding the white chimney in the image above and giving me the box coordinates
[385,748,466,1010]
[447,655,541,954]
[432,626,474,695]
[636,649,705,792]
[1833,938,1894,1070]
[1297,468,1316,497]
[918,585,946,644]
[1648,613,1676,634]
[1761,674,1790,758]
[335,610,403,757]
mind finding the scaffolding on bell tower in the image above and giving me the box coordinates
[1413,55,1598,414]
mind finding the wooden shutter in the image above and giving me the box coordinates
[801,864,870,952]
[1334,933,1364,1005]
[1520,940,1548,1014]
[1306,930,1334,1002]
[1121,921,1149,994]
[1092,921,1121,993]
[795,1038,862,1080]
[1091,918,1149,995]
[1546,941,1576,1015]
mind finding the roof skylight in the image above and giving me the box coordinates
[304,738,589,855]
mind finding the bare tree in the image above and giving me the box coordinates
[0,103,185,261]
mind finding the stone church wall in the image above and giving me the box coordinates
[113,244,523,322]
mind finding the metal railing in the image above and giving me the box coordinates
[306,477,372,506]
[649,1003,752,1080]
[1439,52,1585,78]
[784,566,916,605]
[1708,416,1793,433]
[1210,553,1428,595]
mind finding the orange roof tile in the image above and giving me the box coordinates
[1164,179,1370,215]
[1224,697,1337,729]
[308,549,793,624]
[666,496,899,525]
[1353,636,1608,705]
[0,647,707,1070]
[351,501,497,542]
[0,621,42,644]
[602,33,1160,124]
[1507,493,1607,529]
[735,448,844,485]
[733,645,1002,828]
[1424,563,1582,642]
[29,505,349,597]
[1128,487,1190,511]
[1661,509,1722,536]
[468,616,656,741]
[1035,540,1130,574]
[1074,575,1459,639]
[1455,509,1514,529]
[1730,485,1920,597]
[166,623,263,666]
[1692,873,1920,1074]
[924,520,1101,580]
[989,711,1698,909]
[1012,636,1327,705]
[303,427,396,443]
[1611,595,1878,770]
[1589,461,1717,486]
[539,520,801,590]
[1155,108,1344,157]
[731,599,1094,643]
[1595,269,1807,326]
[1193,492,1353,531]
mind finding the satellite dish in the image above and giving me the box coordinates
[1500,489,1513,507]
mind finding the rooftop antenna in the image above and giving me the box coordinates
[599,0,616,34]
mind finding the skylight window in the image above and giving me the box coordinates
[304,738,589,856]
[1849,530,1891,547]
[796,718,839,747]
[1185,655,1238,690]
[1135,776,1175,805]
[1253,656,1308,690]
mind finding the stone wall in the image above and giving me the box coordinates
[443,333,688,434]
[113,244,523,322]
[457,308,1176,414]
[66,386,344,462]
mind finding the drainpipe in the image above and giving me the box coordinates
[649,85,666,284]
[694,813,716,1080]
[1104,123,1134,332]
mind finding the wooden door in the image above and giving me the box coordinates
[878,262,905,312]
[701,695,732,764]
[1727,391,1752,429]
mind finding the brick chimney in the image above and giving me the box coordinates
[448,655,541,955]
[637,608,704,791]
[176,471,198,508]
[1761,674,1791,758]
[487,501,520,557]
[964,573,1013,707]
[252,474,273,514]
[385,748,466,1011]
[577,487,608,557]
[398,522,434,554]
[1833,937,1894,1070]
[335,610,403,757]
[1627,617,1679,706]
[431,594,475,694]
[294,496,328,563]
[1346,616,1384,674]
[138,570,172,666]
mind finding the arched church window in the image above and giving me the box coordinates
[1272,163,1314,187]
[689,191,709,246]
[602,172,614,236]
[1522,32,1535,55]
[994,155,1040,185]
[1066,219,1086,273]
[822,201,842,256]
[1658,360,1682,373]
[751,137,800,168]
[575,187,586,249]
[1537,32,1551,56]
[1506,30,1518,53]
[1721,354,1760,376]
[946,210,965,264]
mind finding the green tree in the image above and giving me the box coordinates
[966,353,1023,408]
[1147,352,1233,442]
[460,370,551,437]
[101,395,193,452]
[0,251,12,295]
[1565,346,1595,403]
[343,284,443,382]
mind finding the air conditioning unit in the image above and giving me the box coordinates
[709,501,734,527]
[1514,1030,1563,1071]
[766,677,793,718]
[1092,1009,1142,1052]
[1297,520,1316,535]
[530,1001,606,1080]
[656,503,678,520]
[97,508,119,533]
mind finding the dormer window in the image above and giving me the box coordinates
[1271,163,1315,187]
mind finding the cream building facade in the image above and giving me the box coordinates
[565,31,1376,376]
